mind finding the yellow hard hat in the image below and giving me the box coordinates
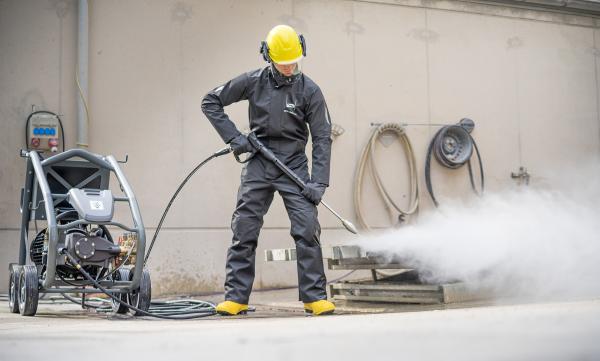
[260,25,306,64]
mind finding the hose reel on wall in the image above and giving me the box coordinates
[354,123,419,230]
[425,118,484,207]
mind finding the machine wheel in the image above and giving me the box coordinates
[8,266,20,314]
[128,267,151,316]
[111,268,131,314]
[18,265,39,316]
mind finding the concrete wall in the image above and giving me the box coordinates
[1,0,599,296]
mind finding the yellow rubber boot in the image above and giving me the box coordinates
[215,301,249,316]
[304,300,335,316]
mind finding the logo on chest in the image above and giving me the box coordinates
[284,101,298,117]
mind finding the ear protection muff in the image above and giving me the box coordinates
[260,41,271,63]
[259,34,307,63]
[299,34,306,57]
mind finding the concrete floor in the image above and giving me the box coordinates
[1,289,599,361]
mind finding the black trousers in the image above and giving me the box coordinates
[224,154,327,303]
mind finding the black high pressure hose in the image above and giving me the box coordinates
[144,146,232,264]
[425,125,484,207]
[67,143,354,318]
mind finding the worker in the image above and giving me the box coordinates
[201,25,335,316]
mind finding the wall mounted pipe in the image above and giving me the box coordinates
[77,0,88,148]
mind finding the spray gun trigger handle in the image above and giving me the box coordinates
[233,149,257,164]
[247,132,263,151]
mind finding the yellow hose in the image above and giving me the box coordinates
[353,123,419,230]
[75,65,90,148]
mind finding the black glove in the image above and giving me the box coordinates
[229,134,254,156]
[301,182,327,205]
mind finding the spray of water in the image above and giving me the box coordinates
[352,161,600,301]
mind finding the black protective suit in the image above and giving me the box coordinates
[201,66,332,303]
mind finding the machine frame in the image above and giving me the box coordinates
[10,149,146,302]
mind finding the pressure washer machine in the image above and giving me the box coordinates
[8,149,150,316]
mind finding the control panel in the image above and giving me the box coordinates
[28,112,60,152]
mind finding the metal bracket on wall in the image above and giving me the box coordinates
[511,166,530,185]
[331,123,345,140]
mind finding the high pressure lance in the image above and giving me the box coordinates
[243,133,358,235]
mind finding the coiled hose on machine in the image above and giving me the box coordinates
[354,123,419,230]
[424,121,484,207]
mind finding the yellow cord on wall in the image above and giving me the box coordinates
[75,65,90,148]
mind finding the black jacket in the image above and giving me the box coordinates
[201,66,332,185]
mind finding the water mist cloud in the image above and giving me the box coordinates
[353,161,600,301]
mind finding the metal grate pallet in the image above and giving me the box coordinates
[265,245,489,305]
[329,280,484,304]
[265,245,364,262]
[327,258,411,270]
